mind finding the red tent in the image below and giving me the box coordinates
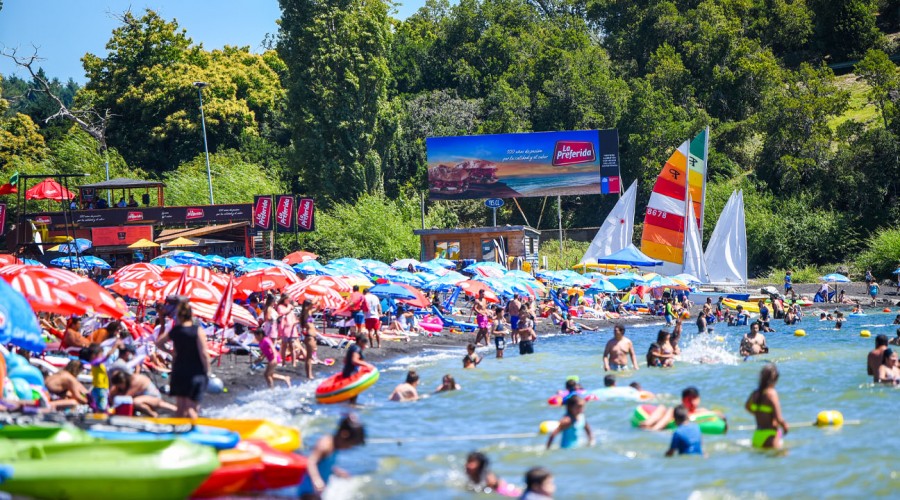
[25,178,76,201]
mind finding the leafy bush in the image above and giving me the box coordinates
[164,150,284,206]
[539,239,591,271]
[758,265,825,284]
[857,228,900,278]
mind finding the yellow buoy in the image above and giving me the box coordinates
[539,420,558,434]
[794,329,806,337]
[816,410,844,427]
[860,330,871,338]
[714,336,725,342]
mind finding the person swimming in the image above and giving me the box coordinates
[464,452,521,497]
[744,363,789,449]
[545,395,594,449]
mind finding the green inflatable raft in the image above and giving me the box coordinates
[0,438,219,500]
[631,404,728,435]
[0,425,91,445]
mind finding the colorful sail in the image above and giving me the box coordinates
[640,129,709,275]
[580,181,637,264]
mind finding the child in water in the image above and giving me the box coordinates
[253,329,291,389]
[521,467,556,500]
[546,395,594,449]
[297,414,366,499]
[665,405,703,456]
[464,451,521,497]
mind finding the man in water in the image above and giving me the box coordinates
[388,370,420,402]
[641,386,712,431]
[868,334,889,383]
[603,325,639,371]
[507,294,522,344]
[740,321,769,358]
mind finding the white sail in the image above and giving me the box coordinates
[704,190,747,285]
[682,193,709,282]
[580,181,637,264]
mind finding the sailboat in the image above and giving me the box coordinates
[703,190,747,285]
[682,193,709,281]
[640,128,709,276]
[580,180,637,264]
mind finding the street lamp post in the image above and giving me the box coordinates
[193,81,214,205]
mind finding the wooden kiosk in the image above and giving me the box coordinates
[413,225,540,268]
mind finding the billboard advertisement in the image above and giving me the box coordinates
[426,129,620,200]
[297,198,315,231]
[253,195,273,230]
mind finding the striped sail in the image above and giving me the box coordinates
[640,129,708,275]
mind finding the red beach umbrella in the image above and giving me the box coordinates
[282,251,318,265]
[25,178,76,201]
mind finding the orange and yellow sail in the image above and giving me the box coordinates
[640,128,708,274]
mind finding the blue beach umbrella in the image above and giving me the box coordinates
[820,273,851,283]
[203,255,233,268]
[20,259,45,267]
[150,257,180,268]
[50,255,111,270]
[293,260,326,275]
[368,283,417,300]
[226,256,252,267]
[892,268,900,275]
[586,280,619,294]
[0,279,44,352]
[425,258,457,269]
[391,258,421,270]
[50,238,92,254]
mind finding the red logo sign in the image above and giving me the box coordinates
[275,196,294,230]
[0,203,5,235]
[127,211,143,222]
[253,196,273,230]
[552,141,596,166]
[297,199,314,231]
[33,216,51,224]
[186,208,204,220]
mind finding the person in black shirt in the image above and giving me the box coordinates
[342,334,375,405]
[156,296,210,418]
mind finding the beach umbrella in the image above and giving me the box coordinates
[226,256,252,267]
[586,280,619,294]
[48,238,93,254]
[340,275,374,290]
[0,254,19,266]
[107,277,167,301]
[596,244,663,267]
[505,270,536,280]
[203,255,233,268]
[237,259,294,274]
[414,271,441,283]
[155,277,223,304]
[284,282,347,309]
[390,271,424,287]
[330,257,363,269]
[112,263,163,278]
[162,265,213,283]
[27,268,126,318]
[112,268,162,284]
[50,255,111,270]
[3,273,84,316]
[820,273,851,283]
[127,238,160,249]
[293,260,326,274]
[282,251,319,265]
[299,275,352,294]
[457,280,500,303]
[149,257,181,268]
[425,257,457,269]
[368,283,417,301]
[893,268,900,274]
[395,283,430,309]
[645,275,677,288]
[391,258,421,270]
[164,237,199,248]
[20,259,44,267]
[25,178,75,201]
[0,278,44,351]
[236,269,297,294]
[212,277,235,327]
[672,273,702,285]
[191,300,258,328]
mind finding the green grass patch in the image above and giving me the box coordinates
[829,73,881,130]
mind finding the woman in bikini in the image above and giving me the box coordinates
[299,299,318,380]
[877,348,900,384]
[745,363,789,449]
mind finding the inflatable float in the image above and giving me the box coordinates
[145,418,301,452]
[547,387,653,406]
[630,404,727,435]
[315,366,380,404]
[80,417,240,450]
[239,440,308,492]
[546,390,598,406]
[193,445,264,498]
[419,315,444,333]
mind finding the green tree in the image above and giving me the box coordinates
[0,75,49,171]
[278,0,394,202]
[0,71,80,142]
[81,10,286,173]
[163,149,285,206]
[855,49,899,127]
[809,0,884,59]
[50,127,145,186]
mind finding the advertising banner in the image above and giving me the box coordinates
[426,129,620,200]
[253,195,273,231]
[0,203,5,235]
[30,204,253,229]
[297,198,315,231]
[90,226,153,247]
[274,195,295,233]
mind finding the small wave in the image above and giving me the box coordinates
[677,333,741,365]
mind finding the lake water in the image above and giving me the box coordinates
[210,312,900,499]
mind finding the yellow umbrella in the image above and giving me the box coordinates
[340,275,374,290]
[128,238,160,249]
[164,237,199,247]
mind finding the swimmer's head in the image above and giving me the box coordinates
[681,386,700,411]
[877,334,889,347]
[335,413,366,448]
[629,381,642,390]
[524,467,555,496]
[465,451,489,482]
[405,370,419,385]
[673,405,689,425]
[750,322,760,334]
[613,324,625,337]
[565,378,578,391]
[467,343,476,354]
[656,330,670,344]
[604,374,616,387]
[758,363,780,390]
[820,313,826,319]
[883,348,897,366]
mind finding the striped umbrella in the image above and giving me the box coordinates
[107,278,167,301]
[190,301,258,328]
[282,251,318,265]
[154,277,223,304]
[236,268,299,293]
[162,265,212,283]
[457,280,500,303]
[24,268,127,318]
[112,262,163,278]
[3,273,84,315]
[284,282,347,310]
[212,277,235,327]
[300,275,352,294]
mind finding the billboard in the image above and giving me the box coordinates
[426,129,620,200]
[253,195,273,230]
[297,198,315,231]
[30,204,253,229]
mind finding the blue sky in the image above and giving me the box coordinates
[0,0,427,83]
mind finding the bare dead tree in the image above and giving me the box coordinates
[1,46,112,152]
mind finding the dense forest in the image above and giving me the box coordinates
[1,0,899,277]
